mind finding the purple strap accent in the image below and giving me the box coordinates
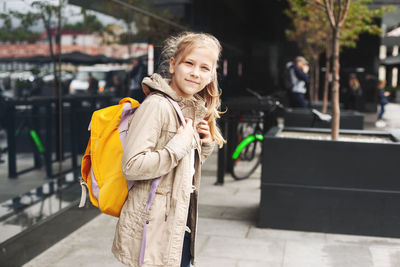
[166,97,186,126]
[119,102,137,191]
[119,103,137,148]
[139,177,161,266]
[90,166,99,200]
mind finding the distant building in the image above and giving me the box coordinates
[373,0,400,88]
[0,26,149,71]
[0,27,148,59]
[38,29,102,46]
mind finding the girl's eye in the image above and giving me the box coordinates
[202,66,210,71]
[185,61,193,65]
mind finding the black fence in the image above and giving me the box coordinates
[3,95,116,178]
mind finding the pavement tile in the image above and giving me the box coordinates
[283,241,373,267]
[248,226,326,243]
[237,260,282,267]
[23,214,124,267]
[326,232,400,246]
[196,256,238,267]
[198,235,285,263]
[369,245,400,267]
[219,205,258,222]
[199,204,257,222]
[199,176,260,209]
[195,234,210,256]
[197,217,250,238]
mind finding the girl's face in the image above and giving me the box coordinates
[169,47,215,99]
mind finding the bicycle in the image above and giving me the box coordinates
[0,88,46,168]
[229,90,333,180]
[230,89,282,180]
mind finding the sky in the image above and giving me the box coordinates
[0,0,126,31]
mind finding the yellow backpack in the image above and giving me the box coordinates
[79,95,185,218]
[79,97,140,217]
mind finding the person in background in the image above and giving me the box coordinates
[110,74,122,97]
[87,72,98,95]
[287,56,309,108]
[375,80,390,128]
[345,74,363,110]
[129,58,146,102]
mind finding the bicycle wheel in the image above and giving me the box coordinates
[231,134,263,180]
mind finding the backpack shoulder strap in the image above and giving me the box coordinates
[165,96,186,126]
[146,92,186,126]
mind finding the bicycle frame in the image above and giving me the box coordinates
[232,134,264,160]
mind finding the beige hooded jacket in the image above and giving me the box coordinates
[112,73,215,267]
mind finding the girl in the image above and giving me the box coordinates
[112,32,225,267]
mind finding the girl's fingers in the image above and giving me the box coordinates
[197,126,209,132]
[197,121,209,129]
[197,129,209,134]
[177,125,184,134]
[197,125,210,133]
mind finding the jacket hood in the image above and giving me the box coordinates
[142,73,208,123]
[142,73,182,101]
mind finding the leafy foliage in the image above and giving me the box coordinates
[0,12,41,43]
[285,0,387,55]
[63,8,105,34]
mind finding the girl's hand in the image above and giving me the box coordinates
[197,120,213,145]
[177,118,194,146]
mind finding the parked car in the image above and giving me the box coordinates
[69,65,128,95]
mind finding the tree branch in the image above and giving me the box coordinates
[338,0,351,27]
[337,0,343,24]
[303,0,326,10]
[323,0,336,27]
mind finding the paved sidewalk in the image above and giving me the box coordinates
[23,149,400,267]
[363,103,400,131]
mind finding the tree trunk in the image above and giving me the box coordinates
[313,54,320,103]
[331,27,341,140]
[322,37,332,114]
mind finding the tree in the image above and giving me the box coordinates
[322,0,351,140]
[323,0,386,139]
[285,0,387,139]
[29,0,65,97]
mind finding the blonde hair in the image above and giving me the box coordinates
[158,32,226,147]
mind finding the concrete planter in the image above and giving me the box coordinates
[283,108,364,130]
[259,127,400,238]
